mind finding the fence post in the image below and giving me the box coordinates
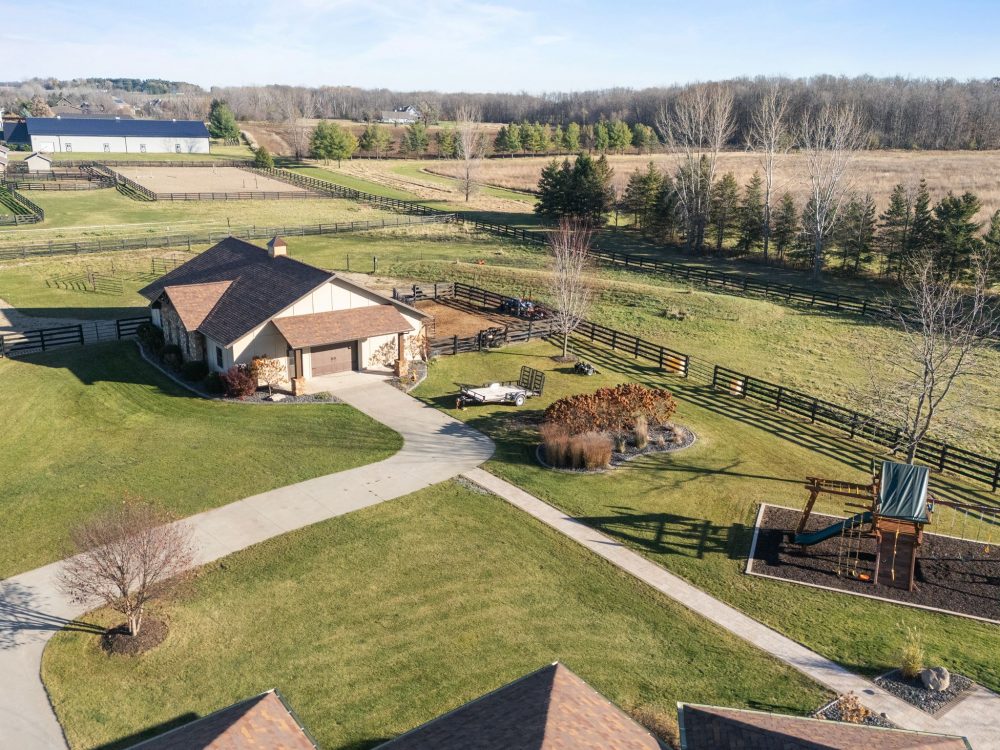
[528,320,533,340]
[810,399,818,423]
[711,365,719,389]
[861,300,868,317]
[993,461,1000,492]
[0,335,4,358]
[611,331,617,350]
[776,386,783,411]
[939,445,949,472]
[658,347,664,370]
[850,412,858,438]
[453,335,458,356]
[682,355,689,378]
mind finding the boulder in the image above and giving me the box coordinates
[266,393,287,402]
[921,667,951,692]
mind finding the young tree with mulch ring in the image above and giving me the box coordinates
[58,501,195,650]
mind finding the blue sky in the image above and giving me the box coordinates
[3,0,998,91]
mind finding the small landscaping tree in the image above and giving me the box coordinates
[58,500,195,639]
[220,364,257,399]
[250,356,286,395]
[548,218,593,360]
[253,145,275,169]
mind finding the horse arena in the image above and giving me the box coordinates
[114,166,309,196]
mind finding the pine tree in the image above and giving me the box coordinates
[621,162,663,230]
[933,191,984,280]
[551,125,564,152]
[737,171,765,254]
[402,121,430,154]
[359,123,392,158]
[907,179,934,257]
[593,122,610,153]
[709,172,741,251]
[208,99,240,140]
[631,123,657,154]
[435,126,458,158]
[836,193,877,272]
[252,145,274,168]
[534,154,614,226]
[770,193,799,262]
[877,183,913,278]
[649,173,681,243]
[984,210,1000,285]
[535,159,573,221]
[608,120,632,153]
[562,122,581,151]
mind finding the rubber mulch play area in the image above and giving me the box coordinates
[748,505,1000,622]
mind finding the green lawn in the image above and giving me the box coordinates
[0,343,401,578]
[43,480,827,750]
[413,342,1000,692]
[290,165,421,200]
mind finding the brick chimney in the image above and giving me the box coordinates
[267,236,287,258]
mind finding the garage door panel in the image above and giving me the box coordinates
[311,342,356,375]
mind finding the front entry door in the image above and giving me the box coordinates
[310,342,357,376]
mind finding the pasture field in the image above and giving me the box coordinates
[42,480,826,750]
[0,342,401,578]
[114,166,308,195]
[412,343,1000,693]
[426,150,1000,220]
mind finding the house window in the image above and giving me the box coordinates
[139,144,147,153]
[103,144,110,152]
[64,144,72,152]
[215,346,223,369]
[175,144,182,153]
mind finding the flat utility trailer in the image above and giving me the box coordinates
[457,365,545,408]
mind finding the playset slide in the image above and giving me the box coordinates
[793,511,872,546]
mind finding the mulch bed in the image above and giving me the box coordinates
[748,505,1000,622]
[813,696,897,728]
[229,390,342,404]
[873,669,974,716]
[389,361,428,392]
[101,618,168,656]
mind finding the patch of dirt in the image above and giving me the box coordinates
[416,300,510,338]
[101,618,168,656]
[749,506,1000,622]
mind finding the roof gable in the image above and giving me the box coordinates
[377,663,663,750]
[163,281,232,331]
[273,306,413,349]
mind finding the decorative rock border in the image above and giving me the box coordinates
[535,424,696,474]
[813,695,897,728]
[873,669,975,716]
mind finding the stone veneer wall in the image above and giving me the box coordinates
[159,298,206,363]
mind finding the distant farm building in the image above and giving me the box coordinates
[379,106,421,124]
[25,152,52,172]
[5,117,210,154]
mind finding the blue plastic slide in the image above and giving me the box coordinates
[794,512,872,546]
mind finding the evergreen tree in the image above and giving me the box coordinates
[435,126,458,158]
[207,99,240,140]
[252,145,274,169]
[621,162,663,230]
[562,122,581,151]
[984,210,1000,285]
[649,173,681,243]
[310,121,357,166]
[535,159,573,220]
[593,122,610,153]
[835,193,877,272]
[709,172,741,251]
[737,171,765,254]
[580,124,595,151]
[551,125,564,151]
[631,123,657,154]
[907,179,935,257]
[771,193,799,262]
[534,153,614,226]
[359,123,392,158]
[877,183,913,278]
[933,191,984,280]
[608,120,632,153]
[402,121,430,154]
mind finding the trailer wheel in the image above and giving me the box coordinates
[514,393,525,407]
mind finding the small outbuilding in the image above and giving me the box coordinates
[25,151,52,172]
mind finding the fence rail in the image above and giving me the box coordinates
[0,186,45,224]
[152,190,327,201]
[0,315,149,359]
[0,213,455,260]
[7,158,252,172]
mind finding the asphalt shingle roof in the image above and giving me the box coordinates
[139,237,332,346]
[24,116,209,139]
[273,306,413,348]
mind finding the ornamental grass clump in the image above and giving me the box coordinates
[540,422,572,467]
[572,431,613,469]
[634,415,649,450]
[899,625,925,680]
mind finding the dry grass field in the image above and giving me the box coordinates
[430,150,1000,219]
[114,166,307,195]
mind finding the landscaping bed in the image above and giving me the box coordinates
[813,695,897,728]
[873,669,975,716]
[748,505,1000,622]
[536,423,695,473]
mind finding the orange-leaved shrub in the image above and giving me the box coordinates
[543,383,677,435]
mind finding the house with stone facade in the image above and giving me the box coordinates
[138,236,428,389]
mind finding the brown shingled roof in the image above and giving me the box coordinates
[163,281,231,331]
[273,306,413,349]
[678,704,971,750]
[377,662,664,750]
[127,690,317,750]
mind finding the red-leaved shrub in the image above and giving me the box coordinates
[544,383,677,435]
[220,364,257,399]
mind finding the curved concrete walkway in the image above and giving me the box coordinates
[0,373,494,750]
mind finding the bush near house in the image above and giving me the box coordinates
[180,361,209,382]
[136,322,165,356]
[160,344,183,370]
[220,364,257,399]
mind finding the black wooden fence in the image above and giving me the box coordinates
[0,315,149,358]
[0,186,45,225]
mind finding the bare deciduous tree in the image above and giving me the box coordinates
[799,105,867,278]
[58,502,195,638]
[548,219,594,359]
[655,84,734,252]
[455,105,487,202]
[747,85,789,262]
[857,250,998,463]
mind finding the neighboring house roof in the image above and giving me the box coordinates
[3,120,29,144]
[273,306,413,349]
[24,116,209,139]
[26,152,52,163]
[0,144,9,154]
[139,237,332,346]
[376,663,664,750]
[126,690,317,750]
[163,281,233,330]
[677,704,972,750]
[379,111,419,122]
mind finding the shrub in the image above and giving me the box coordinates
[634,415,649,449]
[136,322,164,354]
[899,626,925,679]
[160,344,183,370]
[202,372,225,394]
[544,383,677,436]
[573,431,612,469]
[219,364,257,399]
[836,693,869,724]
[540,422,572,468]
[180,360,209,382]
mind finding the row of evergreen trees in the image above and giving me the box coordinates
[494,120,658,156]
[621,163,1000,280]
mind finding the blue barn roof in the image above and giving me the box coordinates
[24,117,209,139]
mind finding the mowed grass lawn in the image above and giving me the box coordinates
[413,342,1000,692]
[0,342,401,578]
[43,481,827,750]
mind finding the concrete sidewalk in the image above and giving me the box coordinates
[0,375,494,750]
[462,468,1000,749]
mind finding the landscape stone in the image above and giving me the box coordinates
[921,667,951,692]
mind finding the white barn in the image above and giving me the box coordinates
[19,117,210,154]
